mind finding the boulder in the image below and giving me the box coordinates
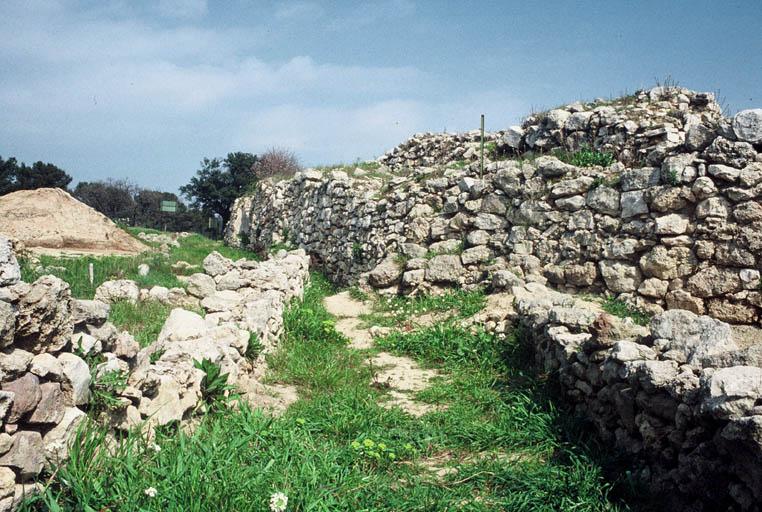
[733,109,762,144]
[203,251,234,277]
[29,353,63,380]
[94,280,139,304]
[28,382,65,424]
[43,406,86,463]
[0,349,33,380]
[13,276,73,353]
[57,353,91,406]
[186,273,217,298]
[651,309,736,364]
[425,255,464,284]
[0,431,44,479]
[703,366,762,419]
[1,373,41,423]
[201,290,243,313]
[586,186,620,215]
[0,237,20,287]
[70,299,109,327]
[598,260,641,293]
[368,256,403,288]
[158,308,206,342]
[0,302,13,349]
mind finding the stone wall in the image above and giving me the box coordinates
[0,235,309,510]
[227,87,762,324]
[225,86,762,509]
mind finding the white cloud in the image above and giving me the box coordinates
[0,0,525,191]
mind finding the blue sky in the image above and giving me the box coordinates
[1,0,760,193]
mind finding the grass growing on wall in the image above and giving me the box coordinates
[25,275,630,511]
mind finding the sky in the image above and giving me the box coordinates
[1,0,761,193]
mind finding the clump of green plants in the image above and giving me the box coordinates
[245,332,264,361]
[602,296,651,326]
[350,437,416,468]
[351,242,363,261]
[193,358,234,411]
[554,147,616,168]
[665,168,680,186]
[90,369,128,413]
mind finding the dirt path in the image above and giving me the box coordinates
[324,291,441,417]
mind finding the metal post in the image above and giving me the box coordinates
[480,114,485,179]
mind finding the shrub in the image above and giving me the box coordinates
[251,147,301,180]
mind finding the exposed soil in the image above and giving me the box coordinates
[324,291,443,417]
[0,188,147,255]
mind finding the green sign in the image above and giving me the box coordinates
[160,200,177,213]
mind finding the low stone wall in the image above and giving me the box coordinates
[0,235,309,510]
[227,87,762,324]
[470,280,762,510]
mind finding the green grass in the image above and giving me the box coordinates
[19,229,260,299]
[25,276,632,511]
[553,148,616,168]
[601,297,651,327]
[359,288,486,328]
[108,300,174,347]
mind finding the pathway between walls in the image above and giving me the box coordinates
[323,291,441,417]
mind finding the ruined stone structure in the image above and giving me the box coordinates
[226,87,762,509]
[0,235,309,510]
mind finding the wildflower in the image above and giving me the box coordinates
[351,440,361,450]
[144,487,158,498]
[377,442,387,451]
[363,438,375,449]
[149,442,161,453]
[269,491,288,512]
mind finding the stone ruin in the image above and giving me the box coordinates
[0,235,309,510]
[225,87,762,509]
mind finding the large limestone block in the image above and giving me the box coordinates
[598,260,641,293]
[70,299,110,327]
[186,273,217,298]
[0,431,44,479]
[57,353,91,406]
[0,237,20,287]
[651,309,736,364]
[733,109,762,144]
[425,255,464,284]
[14,276,73,353]
[368,256,402,288]
[703,366,762,419]
[94,280,139,304]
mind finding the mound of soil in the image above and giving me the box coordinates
[0,188,148,255]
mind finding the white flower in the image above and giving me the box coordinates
[149,442,161,453]
[144,487,158,498]
[269,491,288,512]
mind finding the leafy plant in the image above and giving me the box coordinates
[245,332,265,361]
[554,147,615,168]
[193,358,233,410]
[90,370,128,413]
[350,437,416,468]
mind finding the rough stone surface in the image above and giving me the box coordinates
[94,280,140,304]
[13,276,73,353]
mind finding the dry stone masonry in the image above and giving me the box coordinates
[226,87,762,510]
[0,234,308,510]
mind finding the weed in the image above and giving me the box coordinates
[193,358,234,411]
[665,168,680,186]
[554,147,616,168]
[90,369,128,413]
[245,332,264,361]
[351,242,363,261]
[602,297,651,327]
[360,288,485,328]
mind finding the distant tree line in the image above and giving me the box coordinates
[0,156,72,194]
[0,147,301,234]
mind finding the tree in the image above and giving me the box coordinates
[73,179,136,220]
[251,147,301,180]
[14,161,72,190]
[180,152,258,224]
[0,156,18,195]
